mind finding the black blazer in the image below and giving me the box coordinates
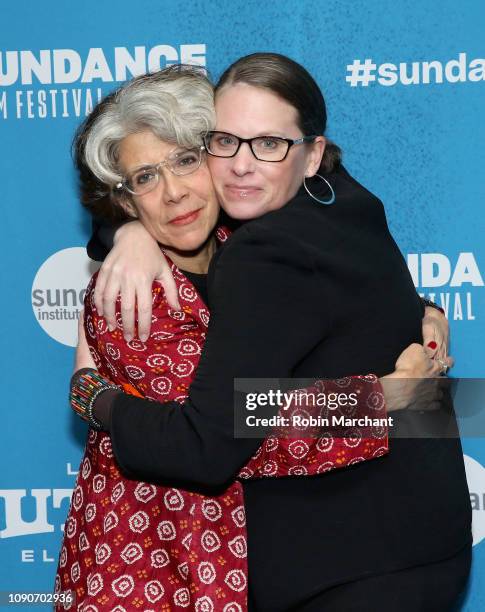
[106,166,471,611]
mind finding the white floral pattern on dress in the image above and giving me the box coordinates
[57,230,389,610]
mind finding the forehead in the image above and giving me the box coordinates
[118,131,177,169]
[214,83,300,137]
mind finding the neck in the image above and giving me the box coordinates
[164,234,216,274]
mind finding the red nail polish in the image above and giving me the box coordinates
[427,341,437,350]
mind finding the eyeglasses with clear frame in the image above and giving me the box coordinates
[203,131,318,162]
[116,145,205,196]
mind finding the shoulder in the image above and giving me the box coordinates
[207,218,320,309]
[214,166,386,268]
[213,217,315,276]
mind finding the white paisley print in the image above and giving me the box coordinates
[56,229,388,610]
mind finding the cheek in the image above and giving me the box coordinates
[207,158,227,187]
[192,177,218,211]
[194,164,215,190]
[203,196,220,226]
[131,195,160,222]
[263,165,299,200]
[274,158,306,198]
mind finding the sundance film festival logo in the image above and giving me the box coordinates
[1,488,72,563]
[0,44,206,120]
[32,247,99,347]
[0,463,78,563]
[407,252,484,321]
[346,52,485,88]
[0,489,73,539]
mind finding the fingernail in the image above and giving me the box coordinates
[140,334,148,342]
[125,334,133,342]
[108,324,116,332]
[427,341,437,350]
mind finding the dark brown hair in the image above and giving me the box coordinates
[216,53,341,173]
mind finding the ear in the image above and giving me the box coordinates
[305,136,326,177]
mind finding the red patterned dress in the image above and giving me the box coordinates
[56,229,388,611]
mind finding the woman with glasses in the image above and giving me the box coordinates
[70,54,470,611]
[58,65,432,612]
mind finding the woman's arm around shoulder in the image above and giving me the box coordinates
[108,223,331,487]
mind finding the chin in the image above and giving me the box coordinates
[222,201,268,221]
[175,232,211,252]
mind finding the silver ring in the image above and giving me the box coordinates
[436,357,448,375]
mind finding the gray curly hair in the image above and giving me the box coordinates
[78,65,215,188]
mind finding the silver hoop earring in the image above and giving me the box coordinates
[303,174,335,205]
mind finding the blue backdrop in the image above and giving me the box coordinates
[1,0,484,609]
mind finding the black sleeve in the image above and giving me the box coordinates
[109,224,330,489]
[86,217,127,262]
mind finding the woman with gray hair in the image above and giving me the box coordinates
[68,53,469,611]
[56,65,425,611]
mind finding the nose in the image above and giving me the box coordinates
[231,141,255,176]
[161,169,189,204]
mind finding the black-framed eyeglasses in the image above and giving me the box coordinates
[116,146,204,196]
[203,131,318,162]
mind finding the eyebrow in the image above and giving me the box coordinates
[125,162,157,174]
[124,147,190,173]
[214,130,290,139]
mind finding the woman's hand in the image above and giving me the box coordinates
[74,311,96,373]
[421,306,449,361]
[94,220,180,341]
[394,342,453,378]
[380,343,453,412]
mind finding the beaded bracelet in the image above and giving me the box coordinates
[70,369,119,431]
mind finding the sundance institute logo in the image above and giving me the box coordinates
[31,247,99,347]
